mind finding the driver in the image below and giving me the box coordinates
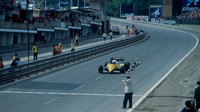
[111,60,118,64]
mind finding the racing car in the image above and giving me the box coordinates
[98,57,130,73]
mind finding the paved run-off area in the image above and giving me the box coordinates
[132,24,200,112]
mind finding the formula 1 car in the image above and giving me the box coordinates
[98,57,130,73]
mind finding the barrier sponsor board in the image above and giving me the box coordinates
[151,18,176,25]
[134,16,149,21]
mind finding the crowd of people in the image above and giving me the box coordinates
[5,11,100,28]
[181,80,200,112]
[102,24,138,41]
[176,8,200,24]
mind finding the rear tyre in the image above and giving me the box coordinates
[125,62,130,71]
[120,66,126,73]
[98,65,103,73]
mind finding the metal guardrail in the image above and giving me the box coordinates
[0,33,146,85]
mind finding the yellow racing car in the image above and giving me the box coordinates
[98,57,130,73]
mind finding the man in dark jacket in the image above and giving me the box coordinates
[181,100,197,112]
[194,80,200,110]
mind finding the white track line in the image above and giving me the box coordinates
[127,33,199,112]
[0,90,142,97]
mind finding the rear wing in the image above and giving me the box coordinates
[111,57,124,61]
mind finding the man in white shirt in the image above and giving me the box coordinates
[121,74,133,109]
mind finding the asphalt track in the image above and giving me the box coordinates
[0,19,197,112]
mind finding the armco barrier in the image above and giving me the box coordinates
[0,33,146,85]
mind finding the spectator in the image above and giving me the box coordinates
[52,45,58,56]
[176,8,200,24]
[41,32,46,44]
[102,32,107,41]
[75,34,79,46]
[12,53,18,61]
[71,39,75,51]
[57,43,62,55]
[32,44,38,61]
[121,74,134,109]
[0,57,4,69]
[132,28,136,36]
[181,100,197,112]
[194,80,200,110]
[127,28,130,37]
[126,23,128,29]
[109,30,113,40]
[10,58,20,67]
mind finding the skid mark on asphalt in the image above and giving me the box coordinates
[44,97,60,105]
[95,76,104,80]
[0,91,142,97]
[74,84,85,90]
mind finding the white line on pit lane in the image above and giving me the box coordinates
[0,91,142,97]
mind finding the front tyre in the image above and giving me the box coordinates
[120,66,126,73]
[98,65,103,73]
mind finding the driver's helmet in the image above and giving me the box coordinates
[111,60,117,64]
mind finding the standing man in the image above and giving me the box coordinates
[32,44,38,61]
[127,28,130,37]
[71,39,76,51]
[126,23,128,29]
[109,30,113,40]
[57,43,62,54]
[12,53,18,61]
[194,80,200,110]
[75,34,79,46]
[121,74,133,109]
[102,32,107,41]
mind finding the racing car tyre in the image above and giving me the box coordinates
[120,66,126,73]
[125,62,130,71]
[98,65,103,73]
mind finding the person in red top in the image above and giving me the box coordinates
[132,24,136,36]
